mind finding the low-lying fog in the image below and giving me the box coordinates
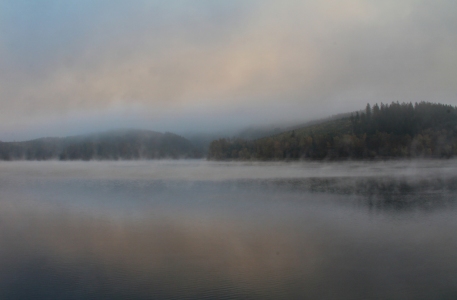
[0,160,456,299]
[2,159,456,180]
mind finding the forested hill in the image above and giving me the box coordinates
[0,129,202,160]
[208,102,457,160]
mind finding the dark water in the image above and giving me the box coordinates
[0,160,457,299]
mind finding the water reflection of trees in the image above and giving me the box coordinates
[257,177,457,212]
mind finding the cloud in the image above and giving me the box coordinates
[0,0,456,137]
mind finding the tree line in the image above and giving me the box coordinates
[0,130,202,160]
[208,102,457,160]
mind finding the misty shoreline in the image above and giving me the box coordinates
[1,158,455,179]
[1,159,457,213]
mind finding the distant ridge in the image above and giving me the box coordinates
[232,112,354,141]
[208,102,457,160]
[0,129,202,160]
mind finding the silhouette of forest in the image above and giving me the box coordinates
[1,102,456,161]
[0,129,201,160]
[208,102,457,160]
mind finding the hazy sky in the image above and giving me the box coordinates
[0,0,456,140]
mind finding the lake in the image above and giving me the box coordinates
[0,160,456,299]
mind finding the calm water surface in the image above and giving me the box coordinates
[0,160,456,299]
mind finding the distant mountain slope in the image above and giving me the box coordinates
[0,129,202,160]
[208,102,457,160]
[234,111,354,141]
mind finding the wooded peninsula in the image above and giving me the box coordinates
[208,102,457,160]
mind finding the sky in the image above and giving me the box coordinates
[0,0,456,140]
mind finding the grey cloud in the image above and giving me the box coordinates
[0,0,456,138]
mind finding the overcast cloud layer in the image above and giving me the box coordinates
[0,0,456,140]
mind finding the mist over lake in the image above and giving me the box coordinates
[2,0,457,298]
[0,160,456,299]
